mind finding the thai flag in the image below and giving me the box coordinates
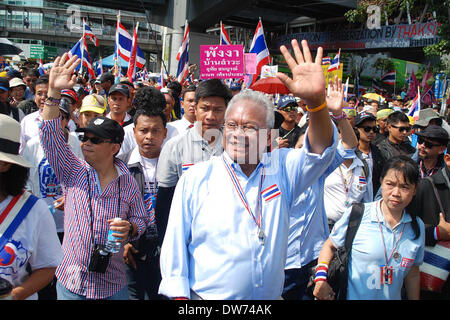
[220,21,231,45]
[37,58,45,76]
[381,71,396,85]
[419,241,450,293]
[182,163,194,172]
[261,184,281,202]
[327,49,340,72]
[372,77,382,92]
[246,19,271,87]
[68,37,95,79]
[322,56,331,65]
[176,20,190,84]
[96,57,103,76]
[83,19,99,46]
[127,22,139,83]
[359,176,366,185]
[140,67,148,81]
[408,87,421,120]
[116,20,145,69]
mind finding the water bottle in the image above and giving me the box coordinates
[48,204,55,215]
[0,278,13,300]
[105,217,122,253]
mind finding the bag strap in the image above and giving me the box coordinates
[344,202,365,250]
[425,176,446,216]
[0,192,38,250]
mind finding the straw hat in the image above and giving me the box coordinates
[0,114,31,168]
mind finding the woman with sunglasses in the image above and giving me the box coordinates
[377,111,416,160]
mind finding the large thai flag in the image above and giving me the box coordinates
[68,37,95,78]
[247,19,271,87]
[327,49,340,72]
[408,87,421,120]
[220,21,231,45]
[176,20,190,84]
[83,19,99,46]
[116,20,145,69]
[127,22,139,82]
[381,70,396,85]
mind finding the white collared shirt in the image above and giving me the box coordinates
[166,116,194,136]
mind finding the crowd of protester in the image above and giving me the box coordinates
[0,39,449,300]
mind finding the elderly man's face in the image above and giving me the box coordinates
[223,99,269,165]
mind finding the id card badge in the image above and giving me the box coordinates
[380,265,394,285]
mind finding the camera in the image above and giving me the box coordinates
[88,244,111,273]
[133,224,159,259]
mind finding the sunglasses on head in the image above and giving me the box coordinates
[391,125,411,133]
[417,136,442,149]
[78,135,111,144]
[360,125,379,133]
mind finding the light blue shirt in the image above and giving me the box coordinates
[159,125,339,300]
[285,141,356,269]
[330,200,425,300]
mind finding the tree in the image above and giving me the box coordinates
[372,57,395,77]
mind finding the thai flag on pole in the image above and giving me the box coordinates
[176,20,190,84]
[327,49,340,72]
[322,56,331,65]
[116,20,145,69]
[220,21,231,45]
[96,57,103,76]
[381,70,396,85]
[68,37,95,79]
[247,19,271,87]
[127,22,139,83]
[420,241,450,293]
[408,87,421,120]
[37,58,45,76]
[83,19,99,46]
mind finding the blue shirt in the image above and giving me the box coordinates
[159,125,339,299]
[286,142,356,269]
[330,200,425,300]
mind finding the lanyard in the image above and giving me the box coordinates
[222,155,265,243]
[376,201,406,266]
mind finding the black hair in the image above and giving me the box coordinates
[24,68,40,78]
[387,110,409,125]
[167,81,182,97]
[133,107,167,128]
[0,163,29,197]
[182,85,196,100]
[380,155,421,239]
[133,86,166,112]
[195,79,232,105]
[35,75,49,86]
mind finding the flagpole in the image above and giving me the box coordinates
[81,19,85,75]
[115,11,121,83]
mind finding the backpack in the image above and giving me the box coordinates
[312,202,365,300]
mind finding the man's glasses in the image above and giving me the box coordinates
[391,125,411,133]
[280,106,298,112]
[78,135,111,144]
[225,121,260,134]
[417,136,442,149]
[360,126,379,133]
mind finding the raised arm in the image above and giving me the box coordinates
[277,40,343,154]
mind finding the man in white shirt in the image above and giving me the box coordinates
[166,85,196,135]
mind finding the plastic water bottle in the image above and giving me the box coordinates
[0,278,13,300]
[105,217,122,253]
[48,204,55,215]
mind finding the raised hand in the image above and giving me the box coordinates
[48,53,80,92]
[277,39,326,109]
[326,76,345,116]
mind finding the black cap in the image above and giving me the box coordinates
[0,77,9,91]
[416,125,449,144]
[354,111,377,127]
[109,83,130,98]
[75,116,124,144]
[99,72,114,83]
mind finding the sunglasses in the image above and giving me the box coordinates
[417,136,442,149]
[360,126,379,133]
[280,106,298,112]
[78,135,111,144]
[391,125,411,133]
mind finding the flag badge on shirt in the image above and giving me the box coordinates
[359,176,367,185]
[261,184,281,202]
[182,163,194,172]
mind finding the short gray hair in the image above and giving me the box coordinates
[225,89,275,129]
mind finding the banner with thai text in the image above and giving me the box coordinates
[200,45,244,79]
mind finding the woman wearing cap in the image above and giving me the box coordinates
[8,78,26,107]
[0,114,63,300]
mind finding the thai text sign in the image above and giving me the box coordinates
[276,21,441,50]
[200,45,244,79]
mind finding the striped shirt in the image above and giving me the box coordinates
[39,117,149,299]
